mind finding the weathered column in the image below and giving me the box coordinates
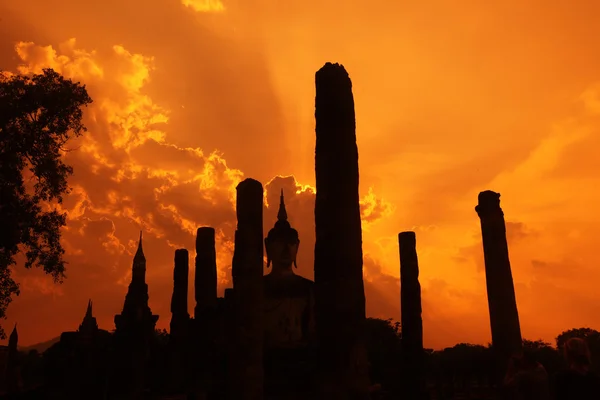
[169,249,190,392]
[193,227,218,399]
[314,62,370,399]
[475,191,522,371]
[399,231,426,399]
[195,227,217,319]
[228,178,264,400]
[170,249,190,341]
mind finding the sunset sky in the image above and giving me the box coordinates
[2,0,600,350]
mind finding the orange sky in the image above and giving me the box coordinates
[2,0,600,350]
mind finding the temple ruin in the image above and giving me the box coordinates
[399,231,426,399]
[314,62,370,399]
[170,249,190,342]
[113,231,159,397]
[229,178,265,400]
[6,63,535,400]
[475,190,523,374]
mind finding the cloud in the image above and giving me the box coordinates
[363,255,400,320]
[6,0,600,351]
[5,42,394,345]
[263,176,492,349]
[2,0,293,183]
[181,0,225,13]
[6,39,245,342]
[263,175,393,281]
[77,217,125,257]
[360,187,394,227]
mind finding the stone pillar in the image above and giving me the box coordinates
[192,227,218,399]
[195,227,218,319]
[475,191,522,372]
[228,178,264,400]
[170,249,190,341]
[169,249,190,392]
[314,62,370,399]
[399,231,426,399]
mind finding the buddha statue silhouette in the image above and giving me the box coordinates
[263,190,315,349]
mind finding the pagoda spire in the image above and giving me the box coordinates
[265,188,299,270]
[134,230,145,262]
[86,299,93,318]
[79,299,98,334]
[132,230,146,284]
[114,230,158,336]
[7,323,19,394]
[277,189,288,222]
[9,323,17,346]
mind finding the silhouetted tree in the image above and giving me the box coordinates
[556,328,600,372]
[364,318,402,395]
[556,328,600,349]
[437,344,492,389]
[523,339,562,375]
[0,68,92,338]
[523,339,552,351]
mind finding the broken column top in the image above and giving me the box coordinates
[236,178,262,192]
[236,178,263,204]
[315,62,352,90]
[398,231,416,245]
[196,226,215,242]
[175,248,189,260]
[314,61,356,152]
[235,178,264,224]
[475,190,502,216]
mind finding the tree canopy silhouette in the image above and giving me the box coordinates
[556,327,600,349]
[0,68,92,338]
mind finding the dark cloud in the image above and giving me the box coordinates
[4,0,290,181]
[363,256,400,321]
[6,0,600,351]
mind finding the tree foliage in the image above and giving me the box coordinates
[364,318,403,394]
[556,327,600,372]
[0,68,92,338]
[556,327,600,350]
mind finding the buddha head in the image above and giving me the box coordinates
[265,190,300,272]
